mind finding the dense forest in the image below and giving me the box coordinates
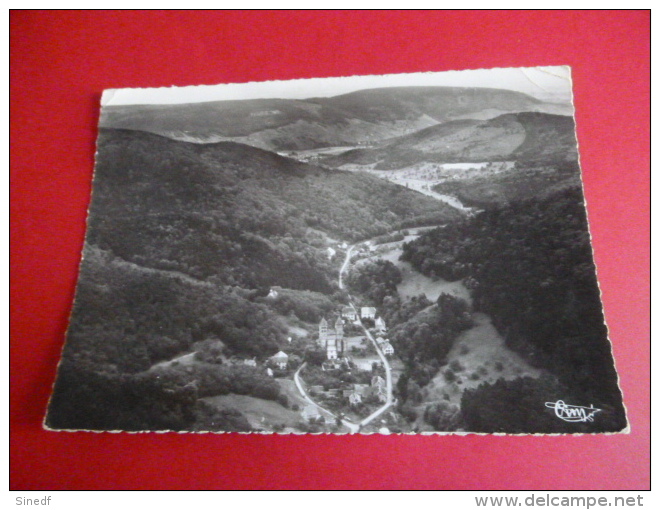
[46,244,290,431]
[89,129,458,291]
[400,187,626,431]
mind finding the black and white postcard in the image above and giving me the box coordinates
[46,67,627,434]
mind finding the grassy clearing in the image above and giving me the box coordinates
[422,313,542,406]
[359,245,472,304]
[277,379,310,410]
[202,393,302,432]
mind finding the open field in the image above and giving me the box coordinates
[203,393,302,432]
[359,245,472,304]
[421,313,542,407]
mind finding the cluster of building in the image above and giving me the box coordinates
[318,306,393,361]
[308,375,388,408]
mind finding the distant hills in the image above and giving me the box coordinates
[100,86,570,151]
[321,112,578,170]
[88,128,459,291]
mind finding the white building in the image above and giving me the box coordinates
[381,342,394,356]
[348,393,362,406]
[270,351,289,369]
[361,307,377,320]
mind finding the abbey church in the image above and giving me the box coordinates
[318,317,346,360]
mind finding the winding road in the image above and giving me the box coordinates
[338,249,395,428]
[294,362,360,433]
[297,223,453,432]
[294,238,398,432]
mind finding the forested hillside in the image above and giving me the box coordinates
[100,87,545,151]
[322,112,578,169]
[47,128,459,431]
[400,187,626,431]
[89,129,458,291]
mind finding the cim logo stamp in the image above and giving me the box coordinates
[545,400,602,423]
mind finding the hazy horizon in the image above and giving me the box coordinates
[102,66,573,107]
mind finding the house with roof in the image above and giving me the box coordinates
[269,351,289,369]
[381,342,395,356]
[369,376,387,402]
[301,405,321,423]
[348,392,362,406]
[319,316,345,360]
[374,385,388,403]
[341,306,357,321]
[375,316,387,333]
[361,307,377,320]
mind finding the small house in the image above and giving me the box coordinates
[348,392,362,406]
[270,351,289,369]
[302,405,320,422]
[381,342,395,356]
[361,307,377,320]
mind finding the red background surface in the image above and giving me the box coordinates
[10,11,650,490]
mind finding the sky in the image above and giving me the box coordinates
[102,66,573,106]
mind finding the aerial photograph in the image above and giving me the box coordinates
[46,67,627,434]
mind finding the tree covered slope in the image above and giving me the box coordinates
[400,187,626,431]
[100,86,546,151]
[88,129,459,291]
[322,112,578,169]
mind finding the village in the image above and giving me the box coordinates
[262,303,396,432]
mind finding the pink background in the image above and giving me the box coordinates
[10,11,650,490]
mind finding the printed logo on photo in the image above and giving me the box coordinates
[545,400,602,423]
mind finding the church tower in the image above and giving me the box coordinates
[334,317,344,338]
[319,317,328,343]
[334,316,344,357]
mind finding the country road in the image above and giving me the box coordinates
[339,243,395,429]
[297,223,447,432]
[338,244,355,291]
[294,362,360,433]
